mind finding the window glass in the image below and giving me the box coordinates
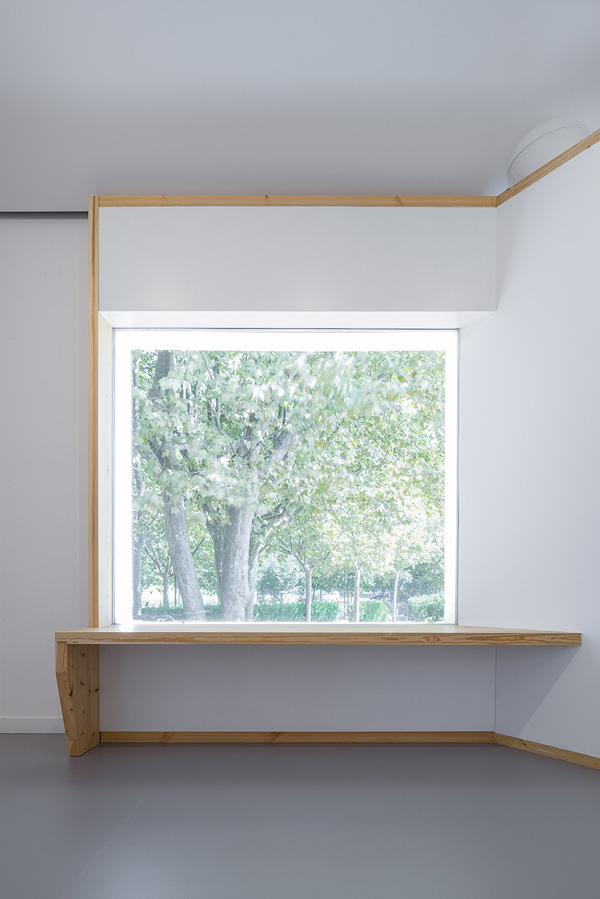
[114,331,457,624]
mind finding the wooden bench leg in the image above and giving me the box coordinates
[56,642,100,756]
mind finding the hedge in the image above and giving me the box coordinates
[407,594,444,622]
[358,600,387,622]
[141,598,404,623]
[253,600,339,622]
[141,605,185,620]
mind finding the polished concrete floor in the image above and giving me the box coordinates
[1,736,599,899]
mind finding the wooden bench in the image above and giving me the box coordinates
[55,623,582,756]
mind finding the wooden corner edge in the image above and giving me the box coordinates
[493,732,600,770]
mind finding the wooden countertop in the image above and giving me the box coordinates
[55,623,582,646]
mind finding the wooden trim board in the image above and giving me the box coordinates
[88,197,99,628]
[96,732,600,770]
[56,625,582,646]
[100,731,495,744]
[493,733,600,771]
[98,194,496,208]
[97,731,600,770]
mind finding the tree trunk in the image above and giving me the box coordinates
[132,532,144,619]
[211,505,255,621]
[162,571,170,608]
[392,570,400,622]
[397,593,409,621]
[304,565,312,621]
[246,541,261,622]
[163,493,205,620]
[353,564,361,622]
[150,351,205,621]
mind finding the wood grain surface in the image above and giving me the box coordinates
[494,733,600,770]
[87,197,99,627]
[55,624,582,646]
[56,642,100,757]
[98,194,496,208]
[100,731,495,744]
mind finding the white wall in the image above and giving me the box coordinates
[100,205,496,322]
[0,211,496,735]
[4,165,599,748]
[96,202,496,732]
[100,645,495,732]
[459,143,600,756]
[0,215,88,732]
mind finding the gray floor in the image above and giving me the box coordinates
[1,736,599,899]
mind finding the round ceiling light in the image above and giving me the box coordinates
[507,118,590,185]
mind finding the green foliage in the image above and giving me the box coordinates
[401,562,445,598]
[141,603,222,621]
[141,604,185,620]
[255,554,302,601]
[136,348,445,518]
[359,600,388,622]
[252,602,307,621]
[195,558,219,596]
[139,596,444,623]
[131,346,447,621]
[252,600,339,621]
[407,594,444,622]
[204,605,222,621]
[309,601,340,622]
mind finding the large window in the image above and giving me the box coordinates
[114,330,457,625]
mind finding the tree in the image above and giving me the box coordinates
[141,513,173,607]
[383,501,442,621]
[134,351,206,619]
[318,351,445,621]
[133,348,446,621]
[324,491,391,621]
[277,506,331,621]
[255,553,302,602]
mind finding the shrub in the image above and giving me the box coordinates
[141,604,221,621]
[252,600,340,621]
[359,600,387,622]
[141,599,341,622]
[310,601,339,622]
[408,594,444,622]
[204,605,221,621]
[141,604,185,620]
[253,601,306,621]
[400,562,444,598]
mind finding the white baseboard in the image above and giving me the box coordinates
[0,717,65,734]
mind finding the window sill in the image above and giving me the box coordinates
[55,623,582,646]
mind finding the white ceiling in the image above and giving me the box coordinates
[2,0,600,211]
